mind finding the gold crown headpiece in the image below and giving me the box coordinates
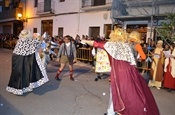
[109,28,128,42]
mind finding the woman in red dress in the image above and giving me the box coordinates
[163,43,175,92]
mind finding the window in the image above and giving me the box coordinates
[58,27,64,37]
[34,0,38,7]
[103,24,121,39]
[33,28,37,33]
[59,0,65,2]
[44,0,51,12]
[89,27,100,38]
[94,0,105,6]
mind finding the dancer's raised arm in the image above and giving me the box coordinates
[81,40,94,46]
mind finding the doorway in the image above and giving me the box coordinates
[41,20,53,36]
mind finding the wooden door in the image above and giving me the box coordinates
[41,20,53,36]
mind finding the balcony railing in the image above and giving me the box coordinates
[0,7,22,21]
[36,1,55,15]
[82,0,112,8]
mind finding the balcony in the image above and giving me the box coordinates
[81,0,112,11]
[36,1,55,15]
[0,7,22,22]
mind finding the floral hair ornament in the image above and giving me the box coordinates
[109,27,129,42]
[19,29,32,40]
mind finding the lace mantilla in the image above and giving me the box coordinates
[104,42,136,65]
[13,38,41,56]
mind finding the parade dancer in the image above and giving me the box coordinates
[55,35,77,81]
[82,28,159,115]
[92,47,111,81]
[6,29,49,95]
[40,32,57,69]
[91,37,111,81]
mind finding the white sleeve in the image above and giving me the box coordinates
[92,47,96,56]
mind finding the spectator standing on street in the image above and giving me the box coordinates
[82,28,159,115]
[149,40,164,90]
[55,35,77,81]
[6,29,49,95]
[128,31,146,70]
[163,43,175,92]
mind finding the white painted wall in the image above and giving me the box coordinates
[26,18,42,33]
[26,0,37,18]
[53,14,79,37]
[78,10,112,37]
[54,0,80,14]
[22,0,175,40]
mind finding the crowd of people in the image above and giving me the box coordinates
[2,28,175,115]
[0,33,18,48]
[137,37,175,92]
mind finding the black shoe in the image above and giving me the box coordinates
[104,112,118,115]
[70,77,74,81]
[94,78,98,81]
[55,74,61,81]
[98,76,101,79]
[167,89,172,92]
[55,77,61,81]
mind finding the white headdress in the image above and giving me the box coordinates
[19,29,32,39]
[42,32,48,39]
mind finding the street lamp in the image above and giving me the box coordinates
[17,13,28,22]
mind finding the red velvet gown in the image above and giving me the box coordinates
[94,41,159,115]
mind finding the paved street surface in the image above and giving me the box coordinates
[0,48,175,115]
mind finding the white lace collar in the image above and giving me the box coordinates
[104,42,136,65]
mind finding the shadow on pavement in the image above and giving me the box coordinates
[73,67,91,78]
[32,78,61,95]
[0,94,22,115]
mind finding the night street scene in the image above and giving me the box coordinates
[0,0,175,115]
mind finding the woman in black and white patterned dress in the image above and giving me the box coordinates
[6,29,49,95]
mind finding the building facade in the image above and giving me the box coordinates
[0,0,175,41]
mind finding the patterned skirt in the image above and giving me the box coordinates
[6,52,49,95]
